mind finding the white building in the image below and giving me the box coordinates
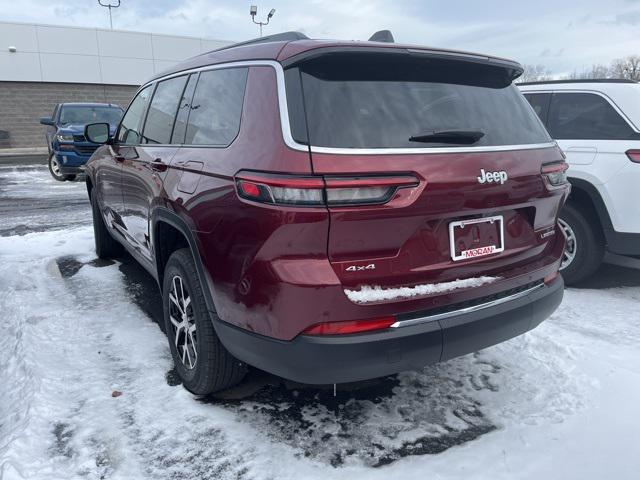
[0,21,232,148]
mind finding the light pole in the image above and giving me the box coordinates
[250,5,276,37]
[98,0,120,30]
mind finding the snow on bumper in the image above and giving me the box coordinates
[344,276,500,304]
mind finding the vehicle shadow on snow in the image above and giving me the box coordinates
[200,367,498,467]
[53,252,636,467]
[570,262,640,289]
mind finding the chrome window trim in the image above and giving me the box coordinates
[389,282,545,328]
[135,60,310,151]
[140,60,559,154]
[308,142,558,155]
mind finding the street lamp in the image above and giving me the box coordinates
[250,5,276,37]
[98,0,120,30]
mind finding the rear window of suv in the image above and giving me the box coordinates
[286,52,551,149]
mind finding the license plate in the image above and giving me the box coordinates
[449,215,504,261]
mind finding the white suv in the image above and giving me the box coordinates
[519,80,640,285]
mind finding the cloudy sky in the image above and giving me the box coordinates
[2,0,639,76]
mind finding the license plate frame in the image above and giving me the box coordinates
[449,215,505,262]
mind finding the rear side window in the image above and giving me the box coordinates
[547,92,637,140]
[118,85,152,144]
[143,75,188,144]
[286,53,551,149]
[184,68,248,146]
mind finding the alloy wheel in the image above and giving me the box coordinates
[50,156,62,177]
[168,275,198,370]
[558,218,577,270]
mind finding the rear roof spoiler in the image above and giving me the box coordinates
[281,46,524,83]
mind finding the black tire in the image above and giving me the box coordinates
[47,153,75,182]
[90,190,123,258]
[163,248,246,395]
[559,203,604,286]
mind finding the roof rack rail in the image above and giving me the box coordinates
[214,31,309,52]
[518,78,638,86]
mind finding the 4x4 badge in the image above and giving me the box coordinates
[477,169,508,185]
[345,264,376,272]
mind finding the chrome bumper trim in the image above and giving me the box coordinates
[390,283,545,328]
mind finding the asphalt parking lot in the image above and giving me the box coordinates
[2,157,640,480]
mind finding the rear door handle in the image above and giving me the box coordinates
[150,158,168,172]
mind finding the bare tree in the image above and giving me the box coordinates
[517,55,640,83]
[567,64,611,80]
[519,64,553,83]
[610,55,640,80]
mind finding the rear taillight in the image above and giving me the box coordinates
[541,161,569,188]
[235,172,419,207]
[237,175,324,206]
[302,316,396,335]
[626,149,640,163]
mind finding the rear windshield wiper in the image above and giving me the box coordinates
[409,129,485,145]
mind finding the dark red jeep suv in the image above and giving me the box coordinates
[84,32,569,394]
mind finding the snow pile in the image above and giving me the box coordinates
[344,276,499,304]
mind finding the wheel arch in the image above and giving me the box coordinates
[152,209,218,315]
[566,177,612,235]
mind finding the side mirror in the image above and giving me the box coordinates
[40,117,54,126]
[85,122,111,144]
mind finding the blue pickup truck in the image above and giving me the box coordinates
[40,103,123,181]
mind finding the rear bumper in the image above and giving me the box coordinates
[214,276,564,384]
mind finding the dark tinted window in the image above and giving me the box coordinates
[118,86,152,144]
[288,54,550,149]
[184,68,248,146]
[547,92,636,140]
[524,93,551,124]
[171,74,198,144]
[143,75,188,144]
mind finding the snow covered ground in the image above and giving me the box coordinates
[1,164,640,480]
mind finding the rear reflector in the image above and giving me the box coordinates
[544,271,560,285]
[541,161,569,188]
[237,180,261,198]
[235,171,419,207]
[626,149,640,163]
[302,316,396,335]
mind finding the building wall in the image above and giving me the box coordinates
[0,81,138,148]
[0,21,231,85]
